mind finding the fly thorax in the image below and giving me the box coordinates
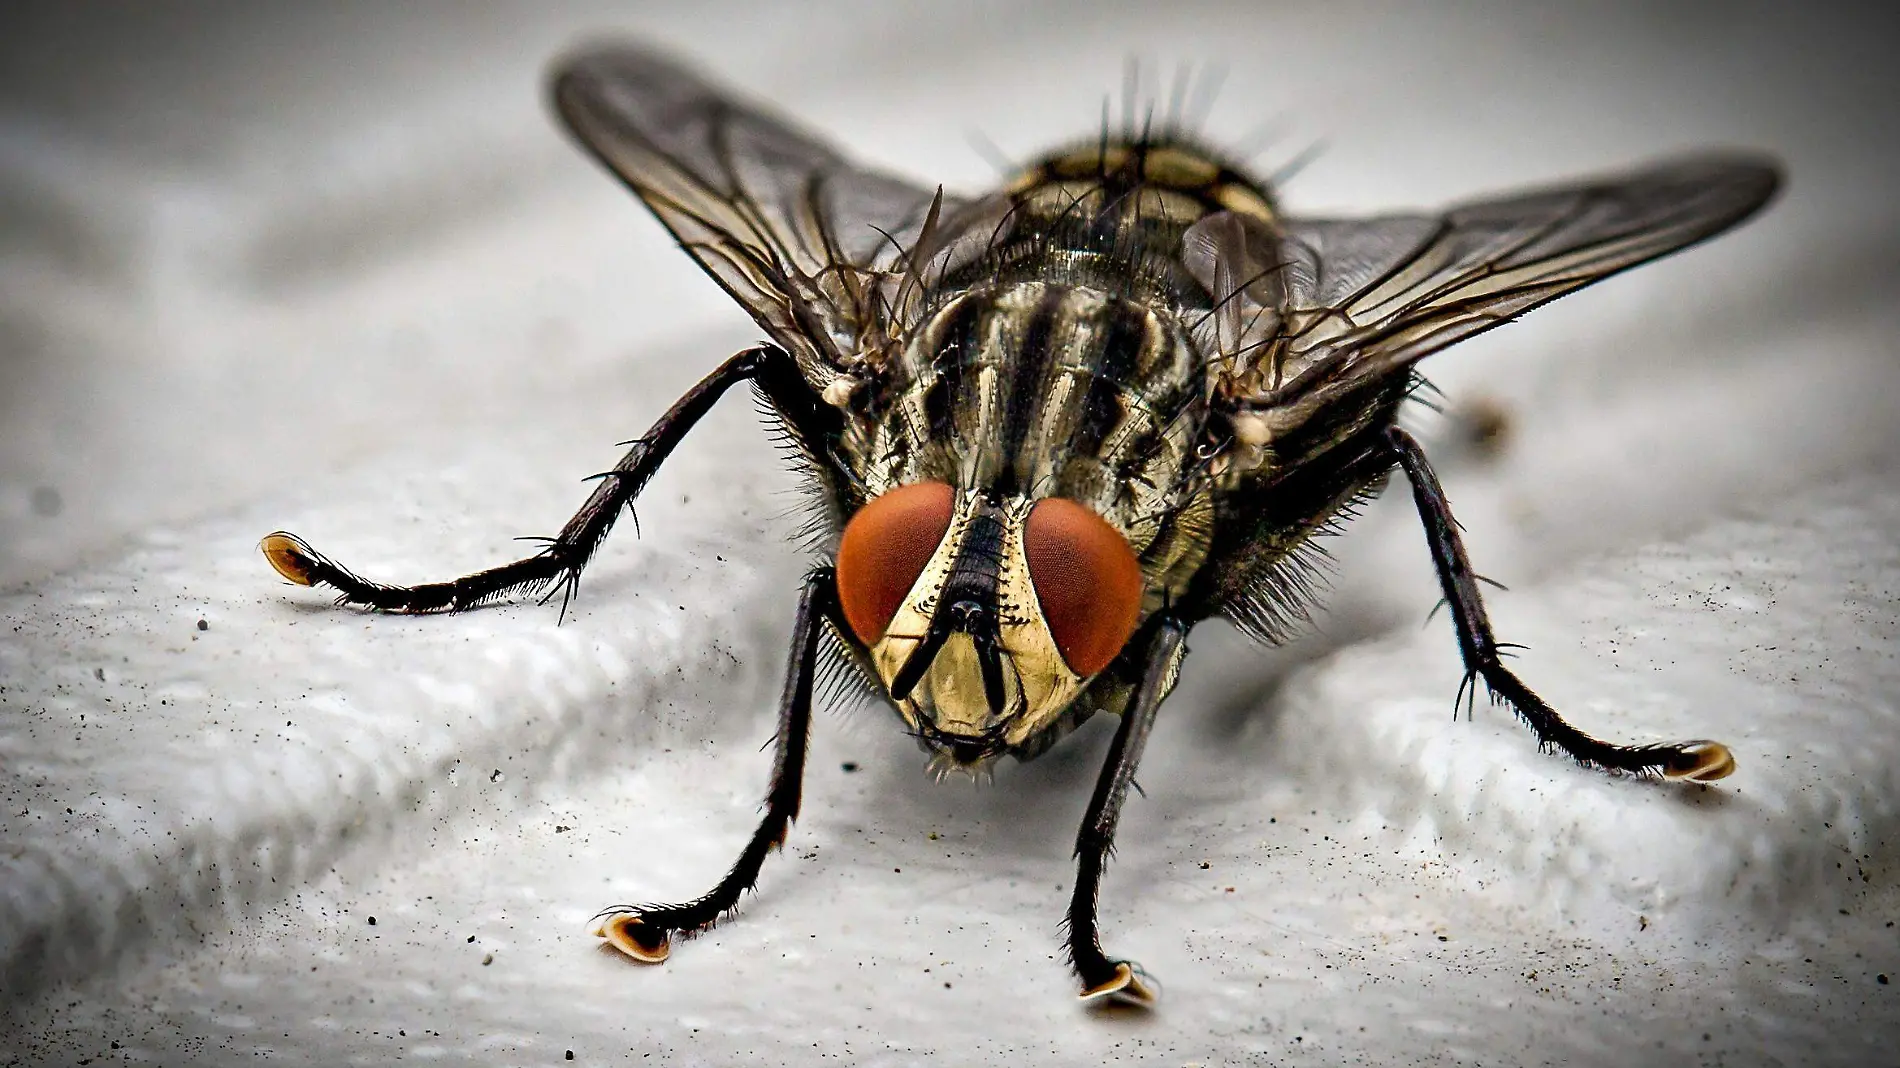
[868,284,1206,526]
[834,486,1145,768]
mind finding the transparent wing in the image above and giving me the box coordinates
[1184,153,1782,437]
[552,43,974,386]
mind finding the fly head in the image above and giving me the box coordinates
[835,484,1144,770]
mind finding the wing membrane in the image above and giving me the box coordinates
[552,44,971,385]
[1186,154,1781,435]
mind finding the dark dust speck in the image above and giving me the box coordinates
[841,762,859,773]
[197,619,208,631]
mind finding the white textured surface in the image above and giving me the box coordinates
[3,3,1898,1065]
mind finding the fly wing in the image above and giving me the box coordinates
[1184,153,1781,444]
[552,43,975,388]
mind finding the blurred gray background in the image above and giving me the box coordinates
[2,3,1897,1066]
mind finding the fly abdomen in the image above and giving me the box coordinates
[1006,139,1279,226]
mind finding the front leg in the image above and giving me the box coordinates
[593,566,838,961]
[1067,616,1189,1007]
[259,343,828,615]
[1384,426,1733,781]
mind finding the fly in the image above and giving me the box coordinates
[258,42,1780,1006]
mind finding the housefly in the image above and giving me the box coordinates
[259,43,1780,1005]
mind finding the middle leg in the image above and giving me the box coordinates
[1384,425,1732,781]
[261,343,828,615]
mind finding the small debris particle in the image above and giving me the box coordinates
[841,762,859,773]
[566,1052,575,1061]
[94,667,105,682]
[893,868,902,874]
[1639,915,1649,930]
[1437,935,1449,942]
[1880,974,1890,985]
[490,769,504,783]
[1199,861,1210,870]
[1225,887,1235,893]
[197,619,208,631]
[367,916,376,926]
[943,982,952,989]
[1456,395,1513,457]
[927,832,940,841]
[482,953,494,966]
[467,935,477,943]
[555,825,573,834]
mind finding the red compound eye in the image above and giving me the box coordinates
[836,481,956,646]
[1023,497,1143,677]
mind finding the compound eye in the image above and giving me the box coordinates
[1023,497,1143,677]
[836,481,956,647]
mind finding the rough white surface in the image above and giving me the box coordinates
[3,3,1897,1065]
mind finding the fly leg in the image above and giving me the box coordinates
[1384,426,1733,781]
[1067,616,1189,1007]
[593,566,836,961]
[260,343,832,615]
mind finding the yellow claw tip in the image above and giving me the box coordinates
[259,532,318,586]
[1077,962,1160,1008]
[595,913,670,964]
[1664,740,1736,782]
